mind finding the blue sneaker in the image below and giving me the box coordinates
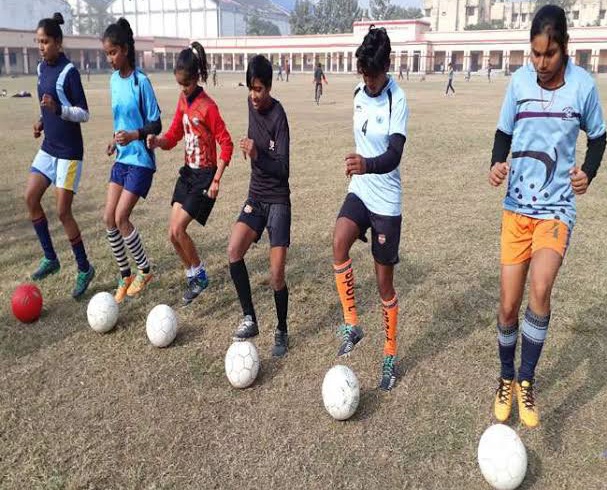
[379,355,397,391]
[31,257,60,281]
[72,265,95,298]
[337,324,364,357]
[182,268,209,305]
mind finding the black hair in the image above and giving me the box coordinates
[103,18,136,69]
[175,41,208,83]
[246,55,273,89]
[355,25,391,76]
[37,12,64,42]
[530,5,569,60]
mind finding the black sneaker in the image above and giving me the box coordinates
[379,355,396,391]
[272,329,288,357]
[233,315,259,341]
[182,272,209,305]
[337,324,364,357]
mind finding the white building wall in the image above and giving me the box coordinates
[0,0,72,31]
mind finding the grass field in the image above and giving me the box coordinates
[1,71,606,489]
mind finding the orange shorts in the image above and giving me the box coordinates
[500,210,570,265]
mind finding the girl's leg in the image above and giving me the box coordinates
[104,183,132,278]
[169,203,197,269]
[333,217,360,327]
[269,246,289,357]
[375,261,398,391]
[228,221,259,334]
[25,173,59,278]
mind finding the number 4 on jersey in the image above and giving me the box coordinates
[362,119,368,136]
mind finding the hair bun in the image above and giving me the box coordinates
[52,12,64,25]
[117,17,133,36]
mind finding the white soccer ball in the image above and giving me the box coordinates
[225,341,260,388]
[322,365,360,420]
[87,292,119,333]
[145,304,178,348]
[478,424,527,490]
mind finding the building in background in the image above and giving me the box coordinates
[423,0,607,32]
[0,0,72,31]
[68,0,290,38]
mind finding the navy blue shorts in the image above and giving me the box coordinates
[110,162,155,199]
[338,193,401,266]
[237,198,291,247]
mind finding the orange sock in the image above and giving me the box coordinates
[333,259,358,326]
[382,295,398,356]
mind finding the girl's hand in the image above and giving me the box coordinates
[33,121,43,138]
[106,140,116,156]
[489,161,510,187]
[147,134,160,150]
[345,153,366,176]
[40,94,58,114]
[570,167,589,195]
[208,178,220,199]
[115,130,138,146]
[239,138,258,161]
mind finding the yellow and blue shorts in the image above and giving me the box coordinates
[31,149,83,193]
[501,210,570,265]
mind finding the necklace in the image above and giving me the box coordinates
[539,85,556,111]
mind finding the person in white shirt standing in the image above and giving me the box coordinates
[332,25,409,391]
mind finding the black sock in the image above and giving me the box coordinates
[274,286,288,333]
[229,259,256,323]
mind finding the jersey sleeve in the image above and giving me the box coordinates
[581,84,606,140]
[497,80,517,135]
[161,100,184,150]
[206,103,234,165]
[388,93,408,138]
[64,68,88,111]
[140,75,161,122]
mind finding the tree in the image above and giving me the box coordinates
[532,0,577,24]
[75,3,116,36]
[464,20,505,30]
[392,6,423,19]
[290,0,316,34]
[247,13,282,36]
[314,0,362,34]
[370,0,396,20]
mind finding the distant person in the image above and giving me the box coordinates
[211,63,217,87]
[398,64,403,80]
[488,62,492,83]
[406,64,410,81]
[26,12,95,297]
[313,62,327,105]
[12,90,32,97]
[277,63,283,81]
[465,68,471,81]
[445,63,455,96]
[286,61,290,82]
[85,62,90,82]
[147,42,233,305]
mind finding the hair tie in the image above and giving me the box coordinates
[190,44,199,59]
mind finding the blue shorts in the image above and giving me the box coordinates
[109,162,154,199]
[31,150,83,193]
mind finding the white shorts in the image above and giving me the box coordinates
[31,149,83,193]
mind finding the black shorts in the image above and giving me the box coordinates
[171,166,216,226]
[338,193,401,265]
[237,198,291,247]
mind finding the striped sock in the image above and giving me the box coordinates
[32,216,57,261]
[124,227,150,273]
[497,320,518,380]
[69,233,90,272]
[519,307,550,382]
[107,228,131,278]
[382,294,398,356]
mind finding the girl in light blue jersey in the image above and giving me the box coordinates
[332,26,409,391]
[489,5,606,428]
[102,18,162,303]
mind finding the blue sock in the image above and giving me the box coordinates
[497,320,518,380]
[69,234,90,272]
[519,307,550,382]
[32,216,57,261]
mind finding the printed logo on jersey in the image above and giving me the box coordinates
[376,115,384,124]
[377,234,386,245]
[561,107,579,121]
[355,105,363,112]
[244,204,253,214]
[192,117,200,126]
[269,140,275,151]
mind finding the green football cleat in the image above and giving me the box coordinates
[31,257,60,281]
[72,265,95,298]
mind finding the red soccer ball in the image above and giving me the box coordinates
[11,284,43,323]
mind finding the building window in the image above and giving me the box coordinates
[573,10,579,20]
[512,13,519,22]
[466,6,475,16]
[521,13,527,22]
[9,53,16,65]
[600,9,606,19]
[425,8,431,17]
